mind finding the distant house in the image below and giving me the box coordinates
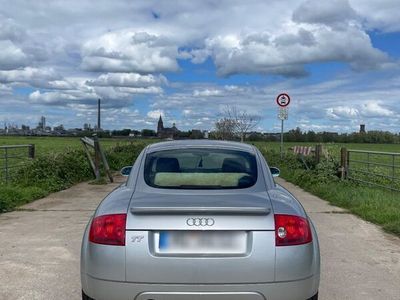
[157,115,179,139]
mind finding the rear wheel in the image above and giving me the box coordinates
[82,290,94,300]
[309,292,318,300]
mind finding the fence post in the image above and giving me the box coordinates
[93,135,101,181]
[98,141,113,183]
[28,144,35,159]
[340,147,348,179]
[5,147,8,184]
[315,144,322,164]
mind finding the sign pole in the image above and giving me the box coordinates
[276,93,290,160]
[280,119,284,159]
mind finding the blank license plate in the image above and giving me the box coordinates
[156,231,247,255]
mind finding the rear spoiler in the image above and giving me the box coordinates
[131,206,270,215]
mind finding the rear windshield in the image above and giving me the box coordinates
[144,148,258,189]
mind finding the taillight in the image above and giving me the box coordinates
[89,214,127,246]
[274,214,312,246]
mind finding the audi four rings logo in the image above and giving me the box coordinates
[186,217,215,226]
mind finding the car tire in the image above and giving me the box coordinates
[82,290,94,300]
[309,292,318,300]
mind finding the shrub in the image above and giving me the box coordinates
[0,142,147,212]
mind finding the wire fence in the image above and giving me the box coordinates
[0,144,35,184]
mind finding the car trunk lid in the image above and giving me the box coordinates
[126,191,274,230]
[125,191,276,284]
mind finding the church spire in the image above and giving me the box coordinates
[157,114,164,134]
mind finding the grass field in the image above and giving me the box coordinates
[0,136,157,154]
[251,141,400,156]
[1,136,399,156]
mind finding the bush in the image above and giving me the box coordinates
[0,142,147,212]
[105,142,147,170]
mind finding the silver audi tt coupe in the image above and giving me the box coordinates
[81,140,320,300]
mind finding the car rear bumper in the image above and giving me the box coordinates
[82,273,319,300]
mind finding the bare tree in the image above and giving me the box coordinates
[224,106,261,142]
[214,117,237,140]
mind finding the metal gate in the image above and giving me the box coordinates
[0,144,35,183]
[344,149,400,192]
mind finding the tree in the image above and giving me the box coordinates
[224,106,261,142]
[141,129,156,137]
[214,117,237,140]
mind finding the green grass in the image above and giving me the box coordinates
[287,172,400,236]
[258,146,400,237]
[250,141,400,155]
[0,136,157,154]
[0,140,148,212]
[253,141,400,190]
[1,137,397,157]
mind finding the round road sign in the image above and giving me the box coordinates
[276,93,290,107]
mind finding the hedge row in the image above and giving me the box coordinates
[0,142,147,213]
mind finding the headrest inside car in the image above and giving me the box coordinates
[222,158,246,173]
[156,157,180,172]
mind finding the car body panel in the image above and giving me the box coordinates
[267,187,307,217]
[135,291,265,300]
[125,230,275,284]
[129,192,271,215]
[83,275,318,300]
[81,140,320,300]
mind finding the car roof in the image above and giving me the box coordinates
[147,139,256,153]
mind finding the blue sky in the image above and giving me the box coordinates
[0,0,399,133]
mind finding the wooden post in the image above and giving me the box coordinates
[315,144,322,164]
[28,144,35,159]
[81,142,96,176]
[81,136,113,182]
[98,141,113,183]
[340,147,348,179]
[93,135,101,181]
[5,147,8,184]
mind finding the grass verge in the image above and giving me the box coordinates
[260,147,400,237]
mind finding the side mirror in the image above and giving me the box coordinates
[270,167,280,177]
[120,166,132,176]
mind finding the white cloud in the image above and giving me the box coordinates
[81,31,179,73]
[350,0,400,32]
[0,67,61,85]
[293,0,357,26]
[360,100,393,117]
[193,89,224,97]
[0,16,25,41]
[0,83,12,95]
[0,40,27,70]
[326,106,359,119]
[115,86,163,94]
[147,109,164,119]
[86,73,167,87]
[200,24,389,77]
[29,89,97,105]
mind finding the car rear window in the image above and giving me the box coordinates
[144,148,257,189]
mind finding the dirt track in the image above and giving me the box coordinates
[0,176,399,299]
